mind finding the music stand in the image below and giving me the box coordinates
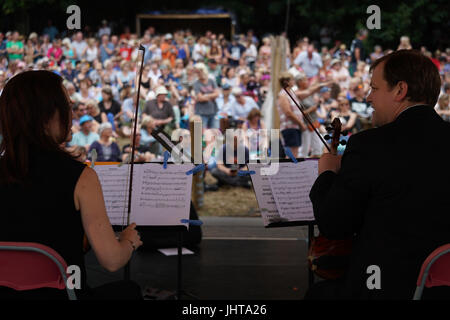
[249,157,318,289]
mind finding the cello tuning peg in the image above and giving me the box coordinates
[326,126,333,132]
[340,139,347,146]
[324,134,332,140]
[341,130,349,136]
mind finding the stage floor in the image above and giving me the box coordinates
[85,217,312,300]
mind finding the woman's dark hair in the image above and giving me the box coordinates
[225,67,233,78]
[370,50,441,106]
[0,70,74,184]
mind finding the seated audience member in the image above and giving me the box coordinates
[350,83,373,131]
[329,59,350,91]
[75,78,96,104]
[88,122,121,162]
[140,116,160,155]
[216,83,236,117]
[70,115,100,150]
[62,59,77,82]
[330,97,358,133]
[317,86,338,125]
[210,136,251,188]
[116,60,135,89]
[242,108,266,158]
[225,87,259,123]
[159,63,177,85]
[65,81,78,103]
[122,129,155,163]
[99,86,122,129]
[121,91,139,125]
[86,99,102,132]
[71,101,88,133]
[143,86,175,135]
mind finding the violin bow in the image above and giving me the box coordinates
[123,44,146,280]
[282,85,331,153]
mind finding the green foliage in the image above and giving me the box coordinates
[1,0,449,49]
[2,0,73,14]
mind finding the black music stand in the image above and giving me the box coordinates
[109,160,198,299]
[118,224,199,300]
[250,157,318,289]
[144,225,198,300]
[265,220,315,288]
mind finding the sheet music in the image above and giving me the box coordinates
[268,161,318,221]
[93,164,134,226]
[131,163,194,226]
[94,163,193,227]
[247,163,285,226]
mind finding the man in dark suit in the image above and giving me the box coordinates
[306,50,450,299]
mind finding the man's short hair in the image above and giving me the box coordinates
[73,101,85,111]
[370,50,441,106]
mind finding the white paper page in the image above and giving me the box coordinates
[94,164,139,226]
[247,163,284,226]
[158,248,194,256]
[268,161,318,221]
[131,163,194,226]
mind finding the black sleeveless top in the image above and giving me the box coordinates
[0,149,87,299]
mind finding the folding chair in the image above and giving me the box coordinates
[413,244,450,300]
[0,242,77,300]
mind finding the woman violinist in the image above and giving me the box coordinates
[0,71,142,299]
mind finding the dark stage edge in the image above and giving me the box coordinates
[85,239,310,300]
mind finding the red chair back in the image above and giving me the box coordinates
[414,244,450,299]
[0,242,68,291]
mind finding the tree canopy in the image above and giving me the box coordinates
[2,0,449,50]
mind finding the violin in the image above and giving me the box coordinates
[281,85,352,280]
[307,118,352,280]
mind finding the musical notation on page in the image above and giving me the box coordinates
[131,163,193,226]
[268,161,318,221]
[93,164,133,226]
[94,163,193,227]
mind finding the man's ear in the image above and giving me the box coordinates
[394,81,408,102]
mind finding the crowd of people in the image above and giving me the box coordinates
[1,24,449,188]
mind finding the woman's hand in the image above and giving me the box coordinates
[119,222,143,251]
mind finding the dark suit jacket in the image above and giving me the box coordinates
[309,105,450,299]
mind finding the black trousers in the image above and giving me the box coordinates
[210,168,250,187]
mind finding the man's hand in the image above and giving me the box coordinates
[318,153,342,174]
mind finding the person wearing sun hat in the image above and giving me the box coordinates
[69,114,100,150]
[330,58,350,91]
[215,82,235,118]
[143,85,175,135]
